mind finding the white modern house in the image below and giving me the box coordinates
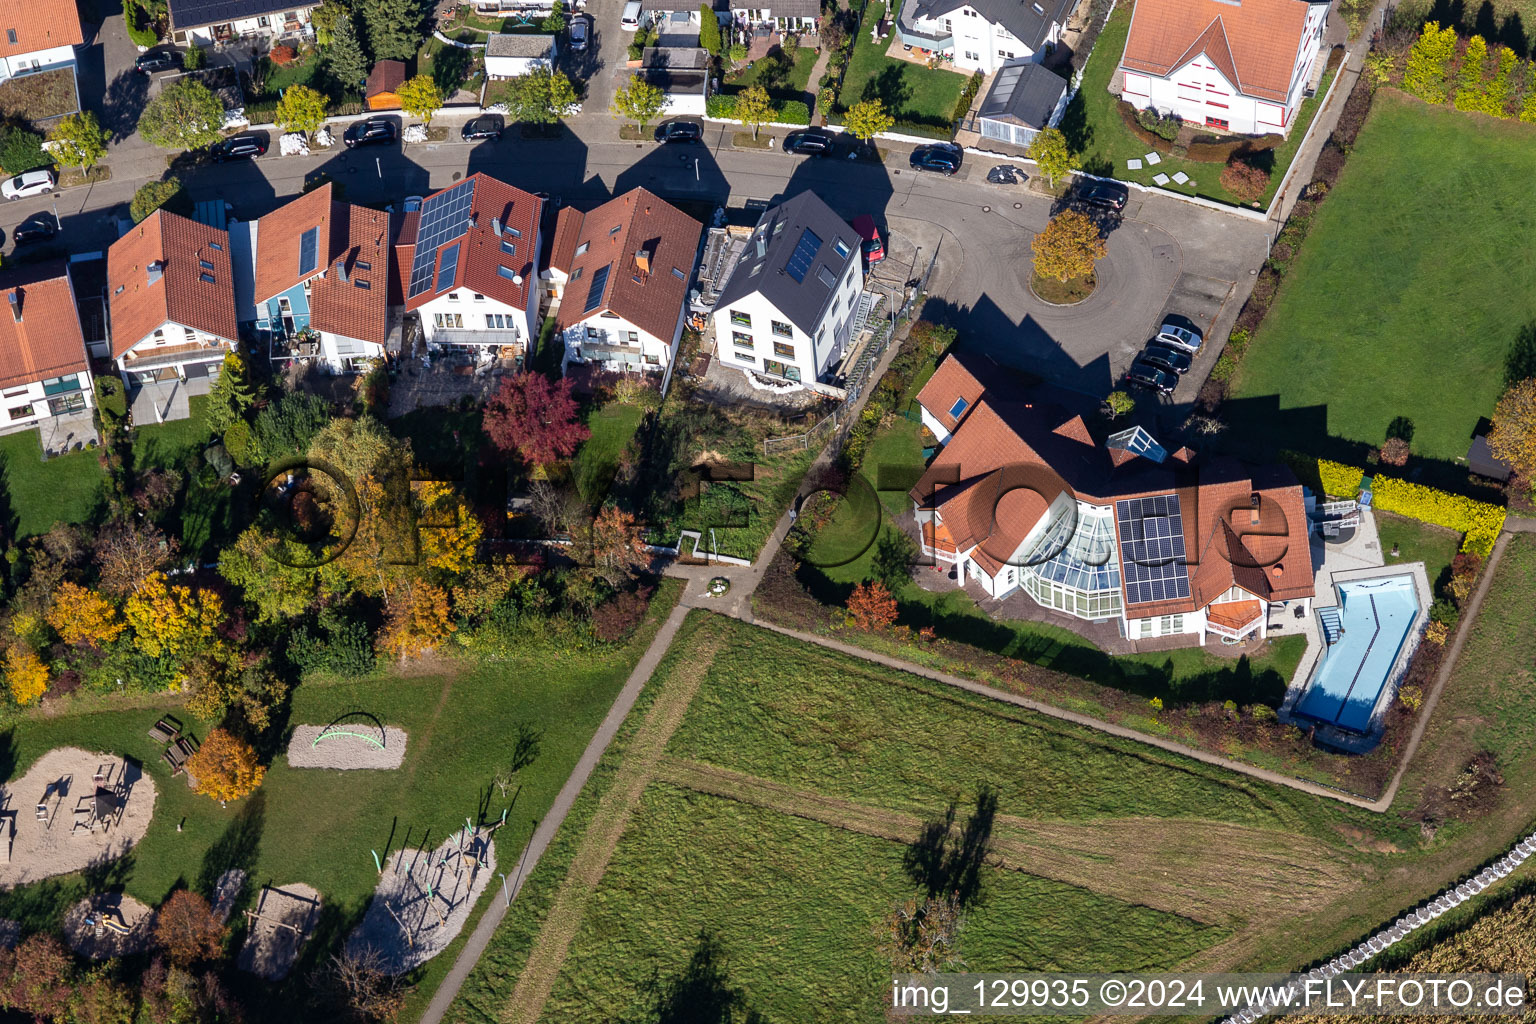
[0,0,82,83]
[402,172,544,363]
[167,0,319,45]
[895,0,1075,75]
[545,187,703,376]
[1117,0,1330,135]
[484,33,558,78]
[0,261,94,434]
[710,191,863,387]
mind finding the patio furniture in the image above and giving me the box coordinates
[162,747,187,777]
[176,735,199,759]
[148,717,182,744]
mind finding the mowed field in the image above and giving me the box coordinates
[1233,91,1536,461]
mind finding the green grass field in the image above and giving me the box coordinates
[724,44,818,100]
[1377,511,1461,592]
[572,403,645,506]
[1233,92,1536,461]
[0,432,105,537]
[837,2,968,130]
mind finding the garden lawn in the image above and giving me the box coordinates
[724,44,818,100]
[572,402,645,506]
[1376,511,1460,593]
[1232,91,1536,462]
[836,2,968,132]
[0,432,104,537]
[1065,3,1336,206]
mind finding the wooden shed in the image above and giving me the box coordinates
[365,60,406,111]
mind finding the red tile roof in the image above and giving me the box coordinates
[1121,0,1315,103]
[366,59,406,97]
[915,352,986,435]
[108,210,237,359]
[310,203,392,346]
[0,0,82,59]
[0,260,87,390]
[254,183,334,303]
[551,188,703,343]
[401,172,543,314]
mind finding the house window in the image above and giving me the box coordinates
[257,15,269,26]
[5,30,16,44]
[763,359,801,381]
[434,312,464,328]
[184,326,197,340]
[42,375,82,396]
[736,354,756,364]
[964,50,978,61]
[729,310,751,327]
[833,239,850,259]
[998,49,1013,58]
[575,241,589,256]
[771,320,792,338]
[1206,115,1229,130]
[732,332,753,348]
[8,404,34,420]
[644,354,661,365]
[942,17,952,30]
[626,331,639,344]
[772,342,794,358]
[1139,619,1153,638]
[448,292,460,301]
[948,396,968,419]
[473,293,486,301]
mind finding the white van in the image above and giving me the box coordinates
[621,1,642,30]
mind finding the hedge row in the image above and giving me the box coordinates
[1400,22,1536,122]
[706,94,811,125]
[1371,476,1505,557]
[1319,459,1365,498]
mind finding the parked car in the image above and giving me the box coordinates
[909,143,962,175]
[344,118,397,149]
[655,120,702,144]
[461,115,504,141]
[1139,341,1192,375]
[1077,179,1129,210]
[784,128,835,156]
[1124,358,1178,395]
[986,165,1027,185]
[621,0,642,29]
[852,214,884,265]
[1155,319,1204,353]
[212,133,267,162]
[135,50,182,74]
[11,219,56,245]
[570,12,590,50]
[1,170,54,201]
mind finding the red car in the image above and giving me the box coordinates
[852,214,884,265]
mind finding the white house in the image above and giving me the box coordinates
[895,0,1076,75]
[0,0,81,84]
[0,260,94,435]
[1118,0,1330,135]
[484,33,558,78]
[167,0,319,45]
[402,172,544,363]
[710,191,864,387]
[545,187,703,376]
[635,47,710,116]
[108,210,238,392]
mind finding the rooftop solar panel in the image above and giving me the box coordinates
[407,179,477,298]
[1116,493,1190,606]
[584,263,611,314]
[784,227,822,283]
[298,227,319,277]
[436,242,461,293]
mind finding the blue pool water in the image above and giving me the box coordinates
[1295,575,1420,733]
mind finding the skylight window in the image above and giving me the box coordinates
[298,227,320,276]
[501,239,516,255]
[609,225,622,236]
[948,396,969,419]
[497,265,517,280]
[355,279,371,289]
[575,241,589,256]
[436,242,461,292]
[199,259,214,271]
[583,264,612,314]
[816,264,837,288]
[199,272,216,284]
[355,259,372,270]
[833,239,851,260]
[671,267,685,279]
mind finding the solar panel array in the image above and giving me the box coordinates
[584,263,612,314]
[407,179,477,298]
[298,227,319,277]
[1116,494,1190,606]
[784,228,822,283]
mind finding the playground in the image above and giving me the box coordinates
[62,893,156,959]
[0,747,156,887]
[286,715,409,771]
[238,883,323,980]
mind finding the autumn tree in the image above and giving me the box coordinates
[185,728,266,802]
[736,84,774,139]
[591,506,649,585]
[69,967,136,1024]
[218,525,347,623]
[156,890,226,965]
[1030,210,1107,283]
[483,373,590,466]
[378,582,455,660]
[1489,377,1536,478]
[94,520,176,597]
[397,74,443,126]
[276,84,328,139]
[5,646,48,706]
[416,481,484,577]
[124,573,225,665]
[611,77,665,130]
[319,948,406,1022]
[1219,158,1269,202]
[844,98,894,141]
[46,111,108,175]
[847,580,898,631]
[0,933,74,1019]
[47,582,126,648]
[1027,126,1072,188]
[137,78,224,151]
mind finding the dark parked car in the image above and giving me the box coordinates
[135,50,182,74]
[1078,179,1129,210]
[909,143,962,175]
[212,133,267,162]
[1124,358,1178,395]
[1139,341,1192,375]
[569,12,591,51]
[655,120,703,143]
[784,128,834,156]
[11,219,56,245]
[344,118,397,149]
[461,115,504,141]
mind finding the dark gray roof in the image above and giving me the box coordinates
[713,190,858,338]
[1467,435,1513,482]
[642,46,710,70]
[639,67,708,92]
[641,0,815,12]
[485,33,557,57]
[910,0,1076,50]
[167,0,290,28]
[977,60,1066,128]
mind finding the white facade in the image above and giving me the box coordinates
[484,36,558,79]
[117,320,234,385]
[1119,3,1327,135]
[415,290,538,356]
[317,331,383,374]
[560,310,679,373]
[711,257,861,384]
[174,5,317,45]
[905,5,1062,75]
[0,43,76,82]
[0,369,93,428]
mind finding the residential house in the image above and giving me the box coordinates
[911,352,1314,646]
[634,47,710,116]
[167,0,319,45]
[1117,0,1330,135]
[976,58,1067,148]
[544,187,703,376]
[0,0,83,88]
[108,209,238,392]
[231,184,391,374]
[400,172,544,362]
[365,59,406,110]
[484,33,558,78]
[0,260,94,435]
[729,0,818,34]
[896,0,1075,75]
[710,190,864,387]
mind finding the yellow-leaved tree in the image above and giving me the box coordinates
[1030,210,1107,283]
[123,573,225,664]
[5,646,48,705]
[378,582,455,660]
[46,582,126,648]
[1489,378,1536,479]
[185,728,265,802]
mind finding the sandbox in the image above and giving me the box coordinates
[347,828,496,974]
[237,883,322,981]
[63,894,156,959]
[0,747,156,887]
[285,725,408,770]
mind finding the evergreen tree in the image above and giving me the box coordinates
[363,0,423,62]
[208,352,260,434]
[698,3,721,54]
[327,14,369,90]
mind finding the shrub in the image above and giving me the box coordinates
[591,586,654,642]
[1318,459,1364,497]
[123,0,160,47]
[1403,21,1457,103]
[778,99,810,124]
[706,93,736,118]
[1430,596,1460,628]
[183,45,207,70]
[952,70,984,122]
[1219,158,1269,202]
[1371,475,1506,556]
[1452,35,1490,112]
[1379,437,1410,466]
[1135,107,1181,140]
[0,126,49,175]
[270,44,298,66]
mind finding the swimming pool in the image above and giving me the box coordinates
[1295,575,1421,734]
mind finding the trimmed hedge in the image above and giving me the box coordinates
[706,94,811,125]
[1319,459,1365,498]
[1372,476,1505,557]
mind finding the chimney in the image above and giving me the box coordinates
[635,247,652,275]
[7,290,19,322]
[147,260,164,286]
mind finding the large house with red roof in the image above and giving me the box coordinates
[108,210,238,391]
[0,260,93,433]
[544,188,703,377]
[0,0,83,88]
[398,172,543,363]
[1117,0,1330,136]
[912,353,1314,646]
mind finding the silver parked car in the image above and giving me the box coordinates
[1156,320,1203,353]
[570,13,591,51]
[1,170,54,201]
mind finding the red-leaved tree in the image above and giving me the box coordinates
[483,373,591,467]
[848,581,898,632]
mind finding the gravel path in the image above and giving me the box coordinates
[0,747,157,888]
[347,831,495,975]
[237,883,322,980]
[63,894,156,959]
[286,727,409,770]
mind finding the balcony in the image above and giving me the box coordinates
[121,341,230,372]
[1206,600,1263,640]
[894,0,954,51]
[430,329,523,350]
